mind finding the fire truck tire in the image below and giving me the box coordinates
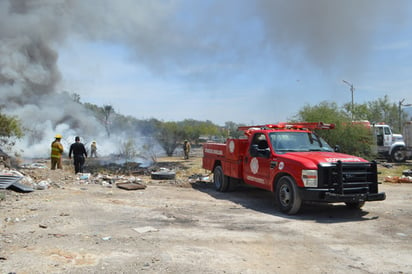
[213,166,229,192]
[391,147,406,163]
[345,201,365,209]
[275,176,302,215]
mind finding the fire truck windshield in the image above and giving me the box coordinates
[269,131,333,154]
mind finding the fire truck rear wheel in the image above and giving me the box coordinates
[213,166,229,192]
[275,176,302,215]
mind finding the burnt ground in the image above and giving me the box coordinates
[0,155,412,274]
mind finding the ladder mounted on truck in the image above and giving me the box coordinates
[238,122,335,135]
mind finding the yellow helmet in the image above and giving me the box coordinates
[55,134,62,139]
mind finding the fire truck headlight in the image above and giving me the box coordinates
[302,170,318,187]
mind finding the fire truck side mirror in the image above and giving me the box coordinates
[334,145,341,152]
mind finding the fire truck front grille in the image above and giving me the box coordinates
[317,161,378,195]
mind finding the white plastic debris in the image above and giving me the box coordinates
[133,226,159,233]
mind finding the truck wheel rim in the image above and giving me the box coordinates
[393,151,405,161]
[279,184,291,206]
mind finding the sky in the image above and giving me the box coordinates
[1,0,412,157]
[55,0,412,125]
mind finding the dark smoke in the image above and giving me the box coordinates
[255,0,411,71]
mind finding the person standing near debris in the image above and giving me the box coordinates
[90,141,97,158]
[69,136,87,174]
[183,139,191,159]
[51,134,64,170]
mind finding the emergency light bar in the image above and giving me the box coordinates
[238,122,335,132]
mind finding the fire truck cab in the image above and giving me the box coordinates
[202,122,386,214]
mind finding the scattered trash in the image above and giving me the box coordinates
[116,182,147,190]
[188,173,210,182]
[35,180,49,190]
[381,163,393,168]
[21,162,47,169]
[102,236,112,241]
[79,173,91,180]
[151,168,176,180]
[403,169,412,177]
[133,226,159,233]
[39,224,48,229]
[48,233,68,238]
[384,176,412,183]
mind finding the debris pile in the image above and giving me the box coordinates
[384,172,412,184]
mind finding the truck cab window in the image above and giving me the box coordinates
[270,132,333,153]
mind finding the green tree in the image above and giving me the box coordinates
[0,111,24,152]
[296,101,374,159]
[71,92,81,103]
[153,119,221,156]
[344,95,406,133]
[155,121,184,156]
[224,121,246,139]
[118,138,139,174]
[179,119,220,144]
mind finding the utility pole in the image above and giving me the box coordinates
[342,80,355,120]
[398,99,412,132]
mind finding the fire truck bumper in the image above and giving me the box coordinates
[300,189,386,203]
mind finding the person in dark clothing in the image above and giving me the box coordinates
[69,136,87,174]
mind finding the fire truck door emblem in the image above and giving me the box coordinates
[229,140,235,153]
[250,157,259,174]
[278,161,285,170]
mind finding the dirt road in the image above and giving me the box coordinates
[1,159,412,273]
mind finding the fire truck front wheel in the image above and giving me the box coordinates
[213,166,229,192]
[276,176,302,215]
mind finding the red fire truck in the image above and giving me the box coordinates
[202,122,386,214]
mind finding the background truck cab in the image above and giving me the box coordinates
[373,123,408,162]
[202,122,386,214]
[357,120,411,162]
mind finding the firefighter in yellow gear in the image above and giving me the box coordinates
[90,141,97,157]
[51,134,64,170]
[183,139,191,159]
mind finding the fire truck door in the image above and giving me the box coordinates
[243,133,271,187]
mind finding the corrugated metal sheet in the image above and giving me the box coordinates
[0,174,34,192]
[7,181,34,192]
[0,175,23,189]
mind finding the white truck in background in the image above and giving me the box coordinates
[372,122,412,162]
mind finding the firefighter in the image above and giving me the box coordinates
[90,141,97,158]
[69,136,88,174]
[183,139,191,159]
[51,134,64,170]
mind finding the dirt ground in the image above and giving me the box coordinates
[1,156,412,274]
